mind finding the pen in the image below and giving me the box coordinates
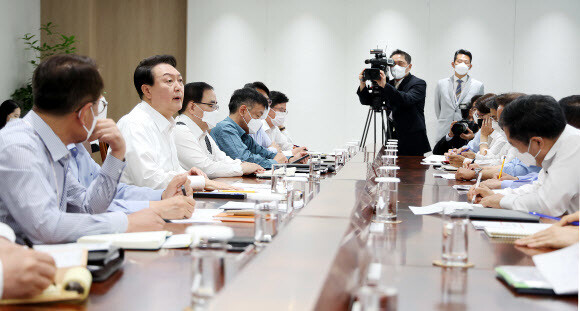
[498,155,506,179]
[459,147,470,155]
[529,212,580,226]
[471,171,483,204]
[23,236,34,248]
[181,185,187,196]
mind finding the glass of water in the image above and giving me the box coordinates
[283,176,308,208]
[382,155,397,167]
[374,177,400,223]
[441,206,469,266]
[187,225,234,307]
[254,201,279,249]
[378,166,399,178]
[270,164,288,194]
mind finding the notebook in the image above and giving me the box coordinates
[495,266,555,295]
[77,231,170,250]
[483,226,548,239]
[452,206,541,223]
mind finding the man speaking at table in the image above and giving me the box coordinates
[357,49,431,156]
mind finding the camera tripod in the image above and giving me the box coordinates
[359,106,392,154]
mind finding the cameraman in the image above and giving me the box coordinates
[357,49,431,156]
[432,95,481,155]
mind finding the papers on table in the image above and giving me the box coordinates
[433,173,456,180]
[161,234,192,249]
[232,182,271,190]
[533,243,579,295]
[471,220,551,231]
[441,165,458,171]
[421,155,446,165]
[78,231,170,250]
[409,201,481,215]
[34,244,90,268]
[220,202,256,210]
[169,208,223,224]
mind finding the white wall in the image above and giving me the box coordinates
[0,0,40,102]
[187,0,580,152]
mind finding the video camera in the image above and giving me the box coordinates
[361,49,395,110]
[451,103,472,136]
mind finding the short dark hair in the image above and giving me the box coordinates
[454,49,472,63]
[269,91,288,108]
[243,81,270,97]
[179,82,214,114]
[486,93,526,110]
[134,55,177,99]
[474,93,495,114]
[499,95,567,145]
[228,88,268,114]
[559,95,580,129]
[33,54,103,115]
[467,95,483,110]
[390,49,411,64]
[0,100,21,129]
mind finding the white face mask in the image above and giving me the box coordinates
[271,111,287,127]
[243,109,263,134]
[454,63,470,76]
[390,65,407,80]
[194,104,221,129]
[78,104,99,142]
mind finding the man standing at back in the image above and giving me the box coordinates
[434,49,484,140]
[357,49,431,155]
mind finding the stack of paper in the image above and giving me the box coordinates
[77,231,170,250]
[433,173,457,180]
[421,155,446,165]
[471,220,551,231]
[409,201,481,215]
[169,208,223,224]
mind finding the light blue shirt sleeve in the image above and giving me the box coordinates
[212,118,277,169]
[466,130,481,152]
[69,144,163,214]
[500,172,539,189]
[502,158,542,177]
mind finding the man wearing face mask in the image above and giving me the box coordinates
[117,55,235,191]
[470,95,580,216]
[0,55,169,244]
[243,82,284,154]
[174,82,264,178]
[357,49,431,156]
[262,91,307,157]
[211,88,303,169]
[434,49,484,140]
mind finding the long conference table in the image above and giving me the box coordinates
[2,150,577,310]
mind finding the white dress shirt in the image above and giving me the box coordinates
[0,223,15,299]
[174,114,243,179]
[263,120,294,157]
[499,125,580,216]
[117,101,205,190]
[475,123,509,165]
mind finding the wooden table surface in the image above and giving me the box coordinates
[2,154,577,311]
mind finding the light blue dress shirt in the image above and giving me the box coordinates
[501,157,541,177]
[501,172,539,189]
[0,111,128,244]
[249,126,278,154]
[68,144,163,214]
[465,130,481,153]
[211,116,277,169]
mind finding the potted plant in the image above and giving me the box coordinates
[11,22,77,116]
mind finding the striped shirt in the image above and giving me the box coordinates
[0,111,128,244]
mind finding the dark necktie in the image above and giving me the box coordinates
[205,136,212,154]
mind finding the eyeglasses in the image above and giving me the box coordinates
[197,102,219,111]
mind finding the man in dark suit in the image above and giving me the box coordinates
[357,49,431,156]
